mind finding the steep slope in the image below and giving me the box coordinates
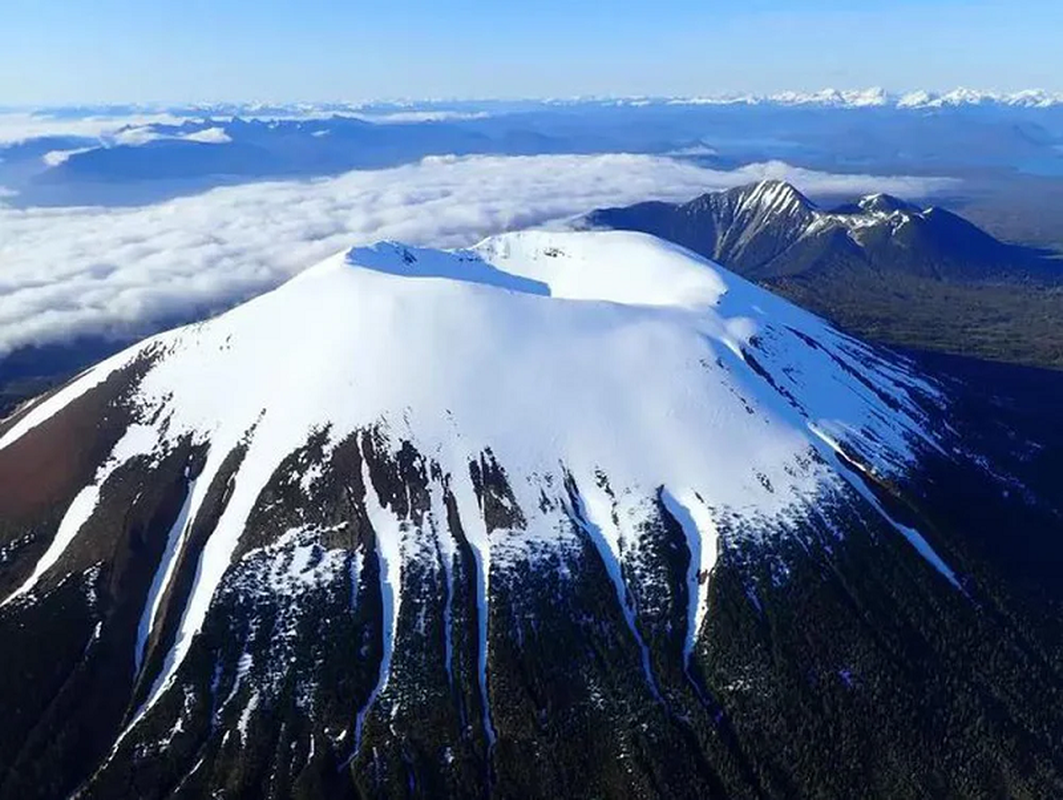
[1,231,1061,799]
[584,182,1063,367]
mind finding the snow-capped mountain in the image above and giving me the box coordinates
[583,180,1053,283]
[177,88,1059,112]
[1,231,1061,799]
[896,87,1063,109]
[16,89,1063,122]
[661,87,1063,109]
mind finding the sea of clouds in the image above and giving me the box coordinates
[0,151,953,358]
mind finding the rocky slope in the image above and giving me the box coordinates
[1,231,1061,799]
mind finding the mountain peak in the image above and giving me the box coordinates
[856,193,921,215]
[5,228,1062,798]
[583,181,1047,288]
[728,180,815,217]
[752,178,810,201]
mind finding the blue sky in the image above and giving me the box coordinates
[1,0,1060,103]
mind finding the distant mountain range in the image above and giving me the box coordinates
[15,88,1063,118]
[653,87,1063,110]
[5,92,1062,211]
[584,181,1063,368]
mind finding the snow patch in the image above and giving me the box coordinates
[135,474,198,672]
[659,490,719,664]
[353,446,406,754]
[237,691,260,745]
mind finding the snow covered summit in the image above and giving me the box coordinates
[8,229,1048,798]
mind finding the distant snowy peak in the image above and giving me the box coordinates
[687,180,920,234]
[854,193,921,215]
[896,88,1063,109]
[664,88,890,108]
[23,89,1063,133]
[662,87,1063,110]
[733,179,814,217]
[654,179,935,265]
[766,88,891,108]
[722,181,975,254]
[166,88,1062,113]
[583,180,1044,286]
[683,179,812,216]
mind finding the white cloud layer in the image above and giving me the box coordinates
[0,153,953,357]
[0,112,188,146]
[0,108,486,148]
[107,124,232,148]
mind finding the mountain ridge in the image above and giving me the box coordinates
[657,87,1063,109]
[584,179,1054,282]
[23,88,1063,118]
